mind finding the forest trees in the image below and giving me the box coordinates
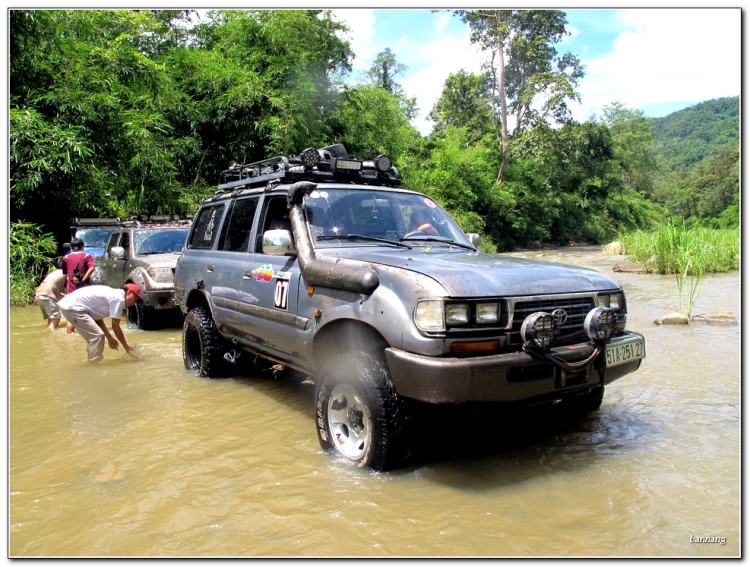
[452,9,584,182]
[10,9,354,233]
[9,8,737,265]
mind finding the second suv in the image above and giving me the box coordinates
[97,219,191,329]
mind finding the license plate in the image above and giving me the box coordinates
[605,338,646,367]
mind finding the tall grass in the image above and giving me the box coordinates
[620,220,739,275]
[10,221,58,307]
[620,220,739,318]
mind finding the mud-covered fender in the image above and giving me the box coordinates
[126,268,151,307]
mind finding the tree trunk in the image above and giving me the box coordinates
[495,10,509,184]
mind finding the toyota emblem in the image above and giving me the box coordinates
[551,309,568,326]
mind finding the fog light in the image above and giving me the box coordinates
[374,154,392,172]
[584,307,616,342]
[301,147,320,170]
[521,312,558,350]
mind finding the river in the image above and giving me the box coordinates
[9,246,740,557]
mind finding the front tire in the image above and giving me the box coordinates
[566,386,605,414]
[128,302,155,330]
[315,352,410,471]
[182,307,232,378]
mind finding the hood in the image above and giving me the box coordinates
[135,253,181,268]
[324,247,619,297]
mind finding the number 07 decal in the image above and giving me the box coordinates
[274,278,290,310]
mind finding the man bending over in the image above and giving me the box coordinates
[58,283,143,363]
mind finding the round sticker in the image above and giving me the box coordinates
[423,198,437,209]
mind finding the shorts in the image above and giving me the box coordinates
[37,295,61,320]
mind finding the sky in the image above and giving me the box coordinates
[330,8,741,135]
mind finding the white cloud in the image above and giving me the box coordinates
[562,25,579,43]
[572,8,740,120]
[397,35,410,50]
[401,28,486,135]
[332,9,377,71]
[435,12,451,34]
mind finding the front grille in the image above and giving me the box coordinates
[509,296,595,346]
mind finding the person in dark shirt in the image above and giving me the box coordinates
[61,238,95,294]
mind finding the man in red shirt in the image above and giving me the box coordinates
[61,238,95,294]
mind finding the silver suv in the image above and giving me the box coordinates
[175,145,646,470]
[97,219,191,329]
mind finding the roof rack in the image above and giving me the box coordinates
[70,217,122,227]
[214,144,401,197]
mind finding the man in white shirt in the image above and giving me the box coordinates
[58,283,143,363]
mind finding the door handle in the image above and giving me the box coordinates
[207,265,214,274]
[243,270,253,279]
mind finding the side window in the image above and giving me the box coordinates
[120,232,130,257]
[188,204,226,250]
[218,197,259,252]
[254,197,291,253]
[106,232,121,257]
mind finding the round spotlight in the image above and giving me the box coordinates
[584,306,616,342]
[301,148,320,170]
[374,154,392,172]
[520,312,558,350]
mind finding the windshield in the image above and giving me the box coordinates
[304,189,472,248]
[75,228,116,249]
[134,229,190,255]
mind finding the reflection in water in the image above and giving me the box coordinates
[10,247,739,556]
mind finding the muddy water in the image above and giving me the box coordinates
[9,246,739,557]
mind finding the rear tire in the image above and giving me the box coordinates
[315,351,410,471]
[182,307,232,378]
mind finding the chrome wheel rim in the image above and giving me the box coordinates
[327,383,370,460]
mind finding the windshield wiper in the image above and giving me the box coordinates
[317,234,412,249]
[398,236,476,251]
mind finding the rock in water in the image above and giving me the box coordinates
[691,311,737,325]
[613,261,646,273]
[654,313,689,325]
[602,241,624,255]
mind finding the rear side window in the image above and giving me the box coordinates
[188,205,225,250]
[217,197,259,252]
[120,232,130,256]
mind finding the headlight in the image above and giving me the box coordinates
[584,307,616,342]
[521,312,558,350]
[609,292,623,310]
[415,299,445,332]
[445,303,470,325]
[598,291,624,310]
[147,267,174,283]
[476,303,500,324]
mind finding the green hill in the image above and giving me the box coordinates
[652,96,739,170]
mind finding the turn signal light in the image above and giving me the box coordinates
[450,340,499,354]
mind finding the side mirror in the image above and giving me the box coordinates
[466,233,481,249]
[263,230,295,255]
[110,246,125,259]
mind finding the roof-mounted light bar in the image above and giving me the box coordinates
[333,158,362,172]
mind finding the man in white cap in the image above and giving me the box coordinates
[58,283,143,363]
